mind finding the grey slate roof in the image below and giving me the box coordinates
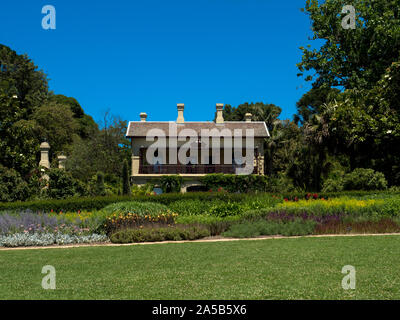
[126,121,270,138]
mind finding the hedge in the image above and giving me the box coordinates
[201,174,270,193]
[110,225,210,243]
[0,190,398,213]
[0,196,133,213]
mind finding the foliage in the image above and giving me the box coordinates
[66,111,131,182]
[32,102,79,155]
[273,196,400,218]
[314,218,400,235]
[343,168,388,191]
[101,201,171,217]
[169,199,218,216]
[322,178,344,193]
[122,160,130,195]
[131,183,155,196]
[0,210,92,236]
[0,232,107,247]
[0,45,48,177]
[103,211,177,235]
[47,168,88,199]
[0,165,30,202]
[110,225,210,243]
[47,95,98,139]
[0,195,134,213]
[222,102,282,130]
[223,219,316,238]
[175,215,239,236]
[201,174,272,193]
[295,87,340,124]
[209,202,244,217]
[297,0,400,90]
[2,190,399,213]
[89,172,107,196]
[160,175,183,193]
[99,201,178,233]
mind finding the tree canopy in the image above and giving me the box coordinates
[297,0,400,90]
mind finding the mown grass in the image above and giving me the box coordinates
[1,235,400,299]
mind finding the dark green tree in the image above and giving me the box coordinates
[0,165,30,202]
[294,87,340,124]
[297,0,400,90]
[122,160,131,195]
[0,44,49,176]
[221,102,281,131]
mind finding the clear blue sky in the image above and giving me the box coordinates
[1,0,317,123]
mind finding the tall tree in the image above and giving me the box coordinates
[0,44,49,176]
[295,87,340,124]
[67,111,131,182]
[297,0,400,90]
[221,102,282,131]
[122,160,131,195]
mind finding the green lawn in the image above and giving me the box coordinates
[1,235,400,299]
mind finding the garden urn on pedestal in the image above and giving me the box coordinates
[39,142,51,169]
[58,154,67,169]
[39,142,50,182]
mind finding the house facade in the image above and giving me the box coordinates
[126,103,270,192]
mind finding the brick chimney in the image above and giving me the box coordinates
[215,103,224,124]
[177,103,184,123]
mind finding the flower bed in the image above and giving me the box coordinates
[110,225,210,243]
[0,233,108,247]
[2,193,400,246]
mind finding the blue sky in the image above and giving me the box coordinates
[1,0,317,123]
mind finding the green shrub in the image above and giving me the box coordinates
[175,215,240,235]
[201,174,270,193]
[343,168,388,191]
[322,178,344,192]
[169,199,216,216]
[103,211,177,235]
[160,175,183,193]
[100,201,176,234]
[1,190,398,213]
[47,169,87,199]
[88,172,107,196]
[222,219,316,238]
[110,225,210,243]
[0,165,30,202]
[389,186,400,192]
[101,201,171,217]
[0,196,133,213]
[209,201,244,217]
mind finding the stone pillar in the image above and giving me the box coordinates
[258,155,265,175]
[132,155,140,175]
[58,154,67,169]
[39,142,50,169]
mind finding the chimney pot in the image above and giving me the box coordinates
[215,103,224,124]
[140,112,147,122]
[245,113,252,122]
[177,103,185,123]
